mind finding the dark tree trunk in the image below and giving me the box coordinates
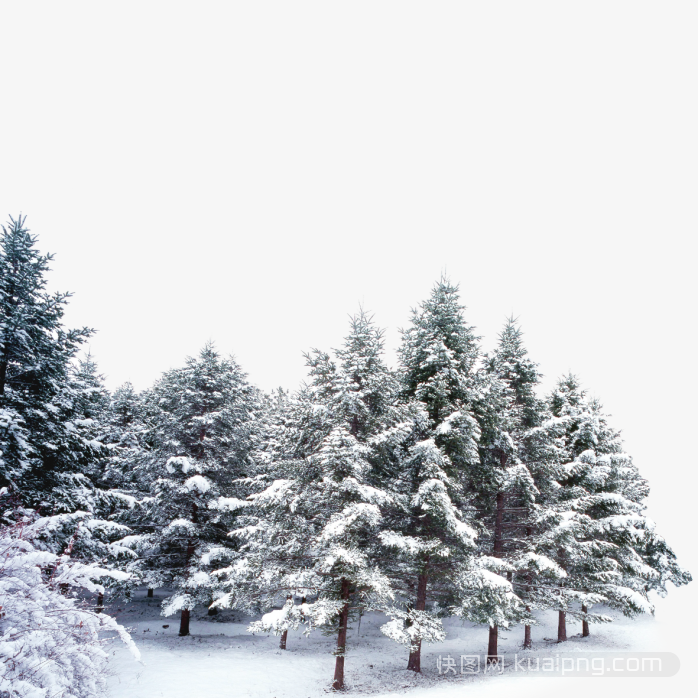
[523,568,532,649]
[96,592,104,613]
[493,492,505,557]
[278,593,291,648]
[208,606,218,616]
[179,609,191,636]
[147,588,154,598]
[486,490,506,663]
[556,547,567,643]
[581,603,590,637]
[523,622,531,649]
[558,610,567,642]
[0,359,7,398]
[407,571,428,672]
[178,502,198,637]
[332,578,350,691]
[521,526,533,649]
[487,625,499,664]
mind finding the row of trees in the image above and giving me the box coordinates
[0,216,690,693]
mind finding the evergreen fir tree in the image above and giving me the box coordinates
[213,312,397,690]
[449,323,530,661]
[125,343,258,636]
[100,381,152,497]
[0,215,95,509]
[475,319,563,651]
[539,375,691,640]
[388,279,480,671]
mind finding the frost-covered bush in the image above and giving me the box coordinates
[0,518,140,698]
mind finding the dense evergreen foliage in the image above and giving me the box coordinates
[0,217,690,694]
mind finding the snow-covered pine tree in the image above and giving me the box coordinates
[537,376,632,640]
[447,322,533,662]
[100,381,152,498]
[386,279,480,672]
[478,319,564,651]
[213,311,396,690]
[209,384,316,639]
[0,215,95,510]
[93,380,159,600]
[209,382,328,646]
[541,375,691,640]
[126,343,258,636]
[38,354,141,584]
[377,403,476,671]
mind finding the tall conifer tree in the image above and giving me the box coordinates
[477,320,562,651]
[392,279,480,671]
[540,376,691,639]
[213,312,397,690]
[0,216,96,509]
[126,343,258,635]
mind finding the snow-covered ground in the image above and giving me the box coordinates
[105,588,694,698]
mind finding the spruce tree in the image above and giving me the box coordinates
[390,279,480,671]
[478,319,562,651]
[213,312,397,690]
[100,381,152,497]
[125,343,258,636]
[540,375,691,640]
[0,215,95,509]
[377,402,477,670]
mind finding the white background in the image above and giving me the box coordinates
[1,3,696,694]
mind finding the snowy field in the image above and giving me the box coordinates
[104,589,692,698]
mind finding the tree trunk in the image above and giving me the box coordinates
[486,490,506,664]
[523,569,532,649]
[0,359,7,398]
[279,593,292,648]
[332,578,350,690]
[581,603,590,637]
[487,625,499,664]
[556,547,567,643]
[178,502,198,638]
[493,492,505,557]
[147,588,154,598]
[558,610,567,642]
[179,608,191,636]
[407,571,428,672]
[96,592,104,613]
[523,622,531,649]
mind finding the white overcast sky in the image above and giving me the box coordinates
[1,1,696,665]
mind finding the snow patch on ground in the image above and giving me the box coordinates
[105,589,692,698]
